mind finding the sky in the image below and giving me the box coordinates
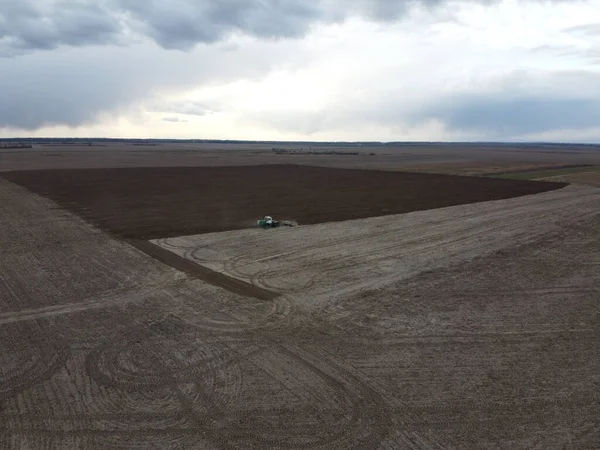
[1,0,600,142]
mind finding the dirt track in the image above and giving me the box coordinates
[3,165,565,239]
[1,174,600,448]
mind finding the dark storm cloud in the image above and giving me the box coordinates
[0,1,120,55]
[1,0,542,54]
[117,0,321,49]
[114,0,451,49]
[116,0,492,48]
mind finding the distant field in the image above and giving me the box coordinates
[538,168,600,186]
[3,165,565,239]
[3,141,600,173]
[489,165,600,180]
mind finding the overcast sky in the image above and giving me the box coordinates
[1,0,600,142]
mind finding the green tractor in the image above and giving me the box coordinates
[257,215,280,229]
[257,216,298,229]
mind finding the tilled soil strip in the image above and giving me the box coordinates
[128,239,279,301]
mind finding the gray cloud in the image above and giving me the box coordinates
[422,96,600,136]
[162,117,188,123]
[0,36,304,129]
[117,0,503,49]
[257,96,600,141]
[326,0,430,21]
[0,1,120,56]
[0,0,547,55]
[0,0,594,138]
[0,47,146,129]
[380,70,600,137]
[117,0,322,49]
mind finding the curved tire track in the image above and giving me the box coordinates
[226,343,392,449]
[86,319,244,408]
[0,323,70,401]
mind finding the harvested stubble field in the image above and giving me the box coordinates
[1,159,600,449]
[3,165,565,239]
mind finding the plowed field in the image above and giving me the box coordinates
[3,165,564,239]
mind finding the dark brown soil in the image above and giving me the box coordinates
[3,164,566,239]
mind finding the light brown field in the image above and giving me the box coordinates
[538,168,600,186]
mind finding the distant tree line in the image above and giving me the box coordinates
[272,148,360,156]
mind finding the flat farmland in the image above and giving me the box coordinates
[153,184,600,306]
[3,165,564,239]
[1,152,600,448]
[154,184,600,447]
[2,142,600,174]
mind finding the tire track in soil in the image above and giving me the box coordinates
[227,223,502,294]
[325,287,600,338]
[193,209,547,294]
[0,322,70,402]
[135,337,236,450]
[82,315,330,449]
[154,238,213,266]
[162,213,483,288]
[128,239,279,301]
[82,317,252,448]
[171,288,295,334]
[230,343,393,449]
[0,289,157,326]
[86,318,245,397]
[85,364,214,448]
[85,325,394,449]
